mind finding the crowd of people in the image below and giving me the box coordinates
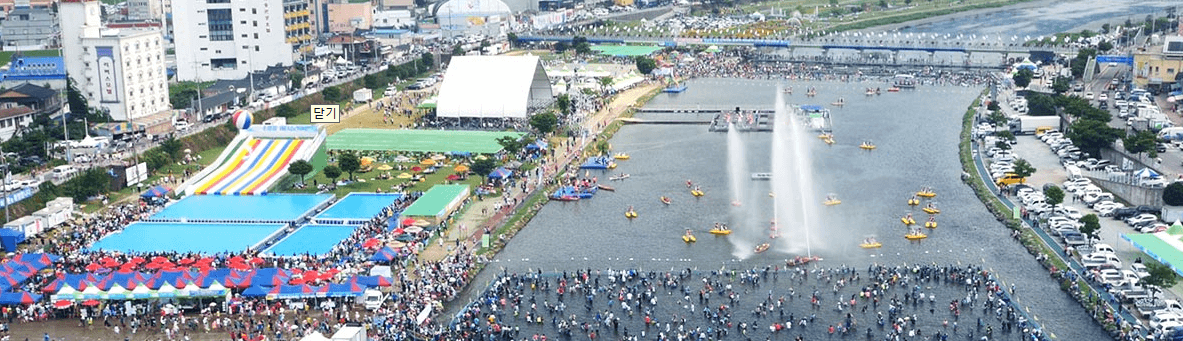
[448,263,1049,341]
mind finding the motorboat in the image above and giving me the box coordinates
[907,196,920,206]
[823,194,841,206]
[922,204,940,214]
[916,187,936,198]
[683,233,697,243]
[786,256,822,266]
[817,133,833,140]
[551,195,580,202]
[709,228,731,235]
[887,87,901,92]
[806,88,817,97]
[924,217,938,229]
[597,184,615,192]
[901,214,916,226]
[731,201,742,206]
[613,153,630,160]
[660,196,672,205]
[859,142,876,150]
[625,209,638,219]
[865,89,876,96]
[754,243,770,253]
[831,101,845,107]
[860,238,882,248]
[610,174,630,181]
[691,189,705,197]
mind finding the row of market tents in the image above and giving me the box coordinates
[36,267,393,302]
[0,253,59,292]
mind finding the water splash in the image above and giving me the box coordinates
[772,84,822,256]
[727,121,754,259]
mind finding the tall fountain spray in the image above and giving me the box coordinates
[726,121,755,259]
[771,85,821,256]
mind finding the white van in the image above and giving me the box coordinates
[1091,244,1115,255]
[1151,312,1183,330]
[52,165,77,180]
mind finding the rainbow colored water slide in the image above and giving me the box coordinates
[192,139,262,195]
[207,139,288,195]
[233,140,306,195]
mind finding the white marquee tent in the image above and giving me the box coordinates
[436,56,553,119]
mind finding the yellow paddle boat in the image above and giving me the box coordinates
[922,204,940,215]
[625,207,638,219]
[916,187,936,198]
[754,243,770,253]
[709,228,732,235]
[608,163,617,169]
[924,217,938,229]
[691,189,705,197]
[682,233,697,243]
[614,153,630,160]
[901,214,916,226]
[823,194,841,206]
[859,142,876,150]
[904,232,928,240]
[824,137,835,145]
[817,133,833,140]
[907,196,920,206]
[860,238,882,248]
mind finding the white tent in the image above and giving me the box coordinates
[1135,168,1161,178]
[436,56,553,118]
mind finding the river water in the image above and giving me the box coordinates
[456,78,1107,339]
[893,0,1179,37]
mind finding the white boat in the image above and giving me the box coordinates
[750,172,772,180]
[609,174,630,181]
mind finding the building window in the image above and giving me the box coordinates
[252,8,256,14]
[207,9,234,41]
[206,0,230,3]
[253,33,258,39]
[210,58,237,69]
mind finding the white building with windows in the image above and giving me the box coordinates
[60,0,170,122]
[172,0,293,81]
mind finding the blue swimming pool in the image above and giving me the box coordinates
[264,225,359,256]
[316,193,403,220]
[90,223,285,254]
[151,194,333,222]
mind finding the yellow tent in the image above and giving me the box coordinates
[420,159,436,166]
[361,157,375,167]
[454,165,470,172]
[397,173,413,179]
[376,164,393,171]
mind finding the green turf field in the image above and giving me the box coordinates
[326,129,524,154]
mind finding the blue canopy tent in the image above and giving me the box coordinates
[369,247,398,262]
[447,151,472,157]
[241,285,270,297]
[0,292,38,305]
[488,167,513,179]
[0,229,24,252]
[12,253,59,268]
[1134,168,1161,178]
[141,185,171,198]
[326,282,364,297]
[526,139,549,150]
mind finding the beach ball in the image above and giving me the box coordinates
[232,109,253,130]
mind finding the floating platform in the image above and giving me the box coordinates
[663,85,688,93]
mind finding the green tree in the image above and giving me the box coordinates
[1079,214,1101,244]
[290,72,304,89]
[452,45,465,56]
[988,110,1008,127]
[322,86,342,102]
[363,74,381,89]
[159,136,183,159]
[1026,93,1057,116]
[571,36,591,54]
[1013,158,1037,178]
[556,94,571,116]
[554,41,570,53]
[1066,119,1124,155]
[530,112,558,135]
[323,165,342,183]
[1123,130,1158,158]
[635,56,657,74]
[1052,76,1072,94]
[1101,23,1111,33]
[497,136,523,155]
[997,130,1016,143]
[506,32,518,48]
[986,100,1001,111]
[287,159,313,184]
[420,52,434,69]
[471,157,497,181]
[1164,182,1183,206]
[276,103,298,118]
[1097,41,1114,52]
[1045,185,1065,205]
[598,76,614,93]
[596,140,611,155]
[1142,262,1180,298]
[1013,68,1034,88]
[65,77,91,117]
[337,152,360,181]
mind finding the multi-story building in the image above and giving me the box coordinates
[325,2,370,34]
[0,7,56,49]
[0,0,52,13]
[126,0,164,21]
[172,0,293,81]
[60,0,170,122]
[283,0,313,58]
[1134,36,1183,92]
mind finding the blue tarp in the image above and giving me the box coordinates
[526,139,549,150]
[0,229,24,252]
[369,247,398,262]
[141,185,171,198]
[488,167,513,179]
[0,292,37,305]
[800,105,825,112]
[241,286,269,297]
[326,282,364,297]
[447,151,472,157]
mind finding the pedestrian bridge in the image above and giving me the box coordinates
[517,35,1078,56]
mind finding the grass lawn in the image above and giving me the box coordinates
[0,49,60,64]
[281,159,485,197]
[77,145,229,213]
